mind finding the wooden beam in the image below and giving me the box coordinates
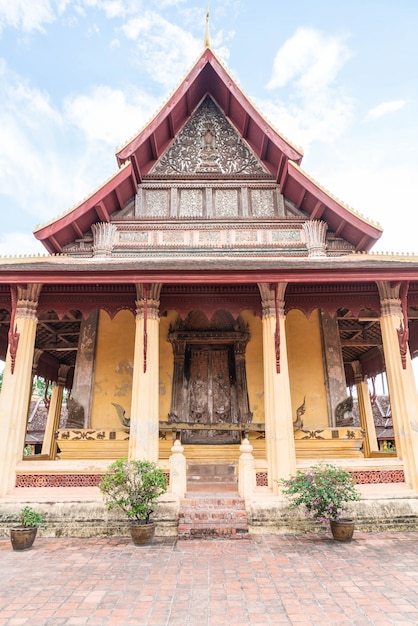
[72,222,84,239]
[242,112,250,139]
[311,200,324,220]
[149,133,158,161]
[260,134,268,160]
[131,154,142,184]
[114,186,124,211]
[95,201,110,223]
[224,89,231,117]
[341,341,382,347]
[168,111,175,138]
[275,154,285,183]
[296,188,305,209]
[334,220,345,237]
[49,235,62,253]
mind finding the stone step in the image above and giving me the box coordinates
[178,495,249,540]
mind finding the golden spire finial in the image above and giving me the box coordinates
[204,5,210,48]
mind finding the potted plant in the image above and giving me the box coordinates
[99,458,168,545]
[10,506,47,551]
[279,462,360,541]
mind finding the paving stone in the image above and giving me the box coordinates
[1,533,418,624]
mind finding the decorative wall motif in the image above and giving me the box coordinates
[152,96,267,176]
[235,230,257,243]
[199,231,221,244]
[250,189,275,217]
[254,469,405,487]
[144,189,169,217]
[179,189,203,217]
[215,189,238,217]
[15,471,170,488]
[119,231,149,243]
[271,230,300,242]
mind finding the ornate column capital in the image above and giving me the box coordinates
[57,364,71,387]
[376,281,402,317]
[302,220,328,257]
[135,283,162,321]
[350,360,364,385]
[257,283,287,318]
[91,222,117,257]
[31,348,44,376]
[16,284,42,321]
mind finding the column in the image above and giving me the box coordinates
[68,311,99,428]
[258,283,296,494]
[320,310,347,426]
[41,365,70,459]
[350,360,379,457]
[0,284,42,496]
[377,281,418,489]
[129,283,162,462]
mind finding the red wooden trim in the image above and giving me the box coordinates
[95,201,109,223]
[3,266,418,285]
[397,281,409,369]
[8,285,20,374]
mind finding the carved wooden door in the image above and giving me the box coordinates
[183,345,239,444]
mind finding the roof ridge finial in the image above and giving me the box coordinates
[204,5,210,49]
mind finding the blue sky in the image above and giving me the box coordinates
[0,0,417,256]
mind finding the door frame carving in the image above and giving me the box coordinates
[168,330,253,442]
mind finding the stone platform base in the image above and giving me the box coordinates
[1,483,418,537]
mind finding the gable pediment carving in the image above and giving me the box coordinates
[151,96,269,177]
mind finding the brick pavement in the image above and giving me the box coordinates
[1,532,418,625]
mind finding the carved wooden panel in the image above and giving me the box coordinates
[168,330,252,445]
[185,346,238,444]
[152,96,267,176]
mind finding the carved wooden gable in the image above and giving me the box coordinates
[62,99,355,257]
[151,96,269,177]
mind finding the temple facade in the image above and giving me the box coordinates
[1,47,418,514]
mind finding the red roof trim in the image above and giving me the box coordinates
[116,49,303,167]
[34,163,136,252]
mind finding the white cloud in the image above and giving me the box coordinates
[267,27,350,92]
[0,61,158,230]
[0,0,69,33]
[64,85,159,146]
[261,27,353,150]
[121,11,201,87]
[366,100,406,120]
[0,232,45,257]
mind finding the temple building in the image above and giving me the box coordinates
[1,41,418,533]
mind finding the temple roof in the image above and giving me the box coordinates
[34,48,382,254]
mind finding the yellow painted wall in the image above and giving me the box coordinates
[90,310,135,429]
[286,309,328,427]
[240,310,265,423]
[159,311,177,421]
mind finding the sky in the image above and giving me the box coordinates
[0,0,417,256]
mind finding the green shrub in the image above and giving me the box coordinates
[99,458,167,524]
[278,462,360,523]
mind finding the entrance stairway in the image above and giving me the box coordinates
[177,463,249,539]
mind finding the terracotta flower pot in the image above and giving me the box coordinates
[10,526,38,551]
[129,522,156,546]
[330,519,355,542]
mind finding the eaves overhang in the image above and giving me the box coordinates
[33,162,136,254]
